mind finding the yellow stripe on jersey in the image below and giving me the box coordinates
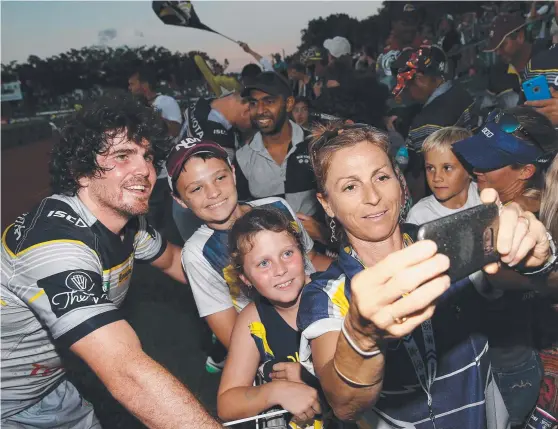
[331,279,349,317]
[527,67,558,73]
[2,229,90,259]
[223,263,243,311]
[1,299,7,306]
[248,321,275,358]
[28,289,45,303]
[102,253,134,275]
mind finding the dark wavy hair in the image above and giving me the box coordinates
[50,92,171,195]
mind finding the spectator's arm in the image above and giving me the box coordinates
[71,320,221,429]
[239,42,273,71]
[205,307,238,350]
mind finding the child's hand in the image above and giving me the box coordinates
[270,362,302,383]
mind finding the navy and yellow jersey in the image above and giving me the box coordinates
[523,44,558,91]
[249,296,300,365]
[1,194,165,418]
[406,82,475,152]
[296,225,508,428]
[182,197,315,318]
[248,297,322,429]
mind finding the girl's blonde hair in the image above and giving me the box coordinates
[422,127,473,154]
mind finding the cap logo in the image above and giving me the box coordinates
[438,61,445,72]
[489,30,494,37]
[481,127,494,138]
[175,137,201,151]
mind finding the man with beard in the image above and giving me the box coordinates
[235,72,328,244]
[128,68,182,231]
[1,94,221,429]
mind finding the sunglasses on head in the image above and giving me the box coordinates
[485,109,541,149]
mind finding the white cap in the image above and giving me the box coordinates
[323,36,351,58]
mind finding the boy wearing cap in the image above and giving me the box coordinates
[166,137,332,368]
[391,45,476,202]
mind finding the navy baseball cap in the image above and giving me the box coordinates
[166,137,230,194]
[452,122,545,171]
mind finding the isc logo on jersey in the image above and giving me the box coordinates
[47,210,87,227]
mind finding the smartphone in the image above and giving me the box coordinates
[417,203,500,282]
[522,75,552,101]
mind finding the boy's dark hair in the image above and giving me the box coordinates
[241,63,262,81]
[132,67,158,89]
[50,92,170,196]
[288,62,306,74]
[293,96,311,109]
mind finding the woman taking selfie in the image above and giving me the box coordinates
[296,124,556,428]
[217,206,323,428]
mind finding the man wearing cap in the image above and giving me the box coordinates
[235,71,328,244]
[485,12,553,104]
[391,45,476,202]
[167,137,331,370]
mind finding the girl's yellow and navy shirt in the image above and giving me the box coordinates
[248,297,323,429]
[296,224,509,429]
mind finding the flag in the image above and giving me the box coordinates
[152,1,215,33]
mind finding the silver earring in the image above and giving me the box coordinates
[330,219,336,243]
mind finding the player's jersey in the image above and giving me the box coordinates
[182,197,314,318]
[1,194,165,418]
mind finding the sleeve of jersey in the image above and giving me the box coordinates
[182,244,234,317]
[207,123,236,150]
[134,216,167,264]
[297,273,348,375]
[25,242,123,348]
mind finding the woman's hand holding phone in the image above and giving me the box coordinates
[480,188,551,274]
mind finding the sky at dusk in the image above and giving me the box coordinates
[1,1,382,71]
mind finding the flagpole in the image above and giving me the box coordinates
[211,31,238,44]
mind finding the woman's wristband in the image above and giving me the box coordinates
[333,358,380,388]
[341,319,382,358]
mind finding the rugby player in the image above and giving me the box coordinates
[1,94,221,428]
